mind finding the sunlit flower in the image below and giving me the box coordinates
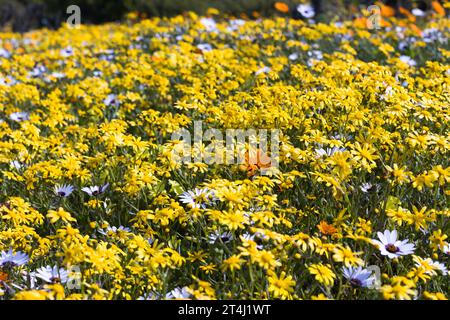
[412,8,426,17]
[342,266,375,288]
[0,249,29,268]
[372,230,415,259]
[179,188,215,209]
[255,66,271,76]
[9,112,30,122]
[442,244,450,255]
[60,46,74,57]
[208,231,233,244]
[333,246,364,267]
[197,43,213,52]
[317,221,337,235]
[288,53,299,60]
[54,184,74,197]
[82,183,109,196]
[399,55,417,66]
[360,182,373,193]
[200,17,217,32]
[308,264,336,287]
[267,271,295,299]
[274,2,289,13]
[35,266,69,284]
[166,287,191,299]
[47,207,76,224]
[296,3,315,18]
[104,94,120,107]
[10,160,24,170]
[98,225,131,236]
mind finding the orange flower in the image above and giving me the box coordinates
[380,18,392,28]
[399,6,416,22]
[3,42,13,51]
[240,148,272,176]
[0,271,8,281]
[151,56,164,62]
[353,17,367,29]
[380,4,396,17]
[409,23,423,37]
[317,221,337,235]
[432,1,446,17]
[274,2,289,13]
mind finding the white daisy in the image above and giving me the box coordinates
[360,183,373,193]
[29,65,46,78]
[35,265,69,284]
[315,146,346,158]
[179,188,215,209]
[255,66,271,76]
[413,256,448,275]
[23,271,37,289]
[422,28,445,44]
[296,3,315,18]
[0,48,11,58]
[166,286,191,299]
[0,76,17,86]
[9,111,30,122]
[381,86,394,100]
[308,50,323,60]
[82,183,109,196]
[60,46,74,57]
[208,231,233,244]
[50,72,66,79]
[138,292,157,300]
[54,184,74,197]
[104,94,120,107]
[197,43,213,52]
[430,260,448,275]
[399,55,417,67]
[412,8,426,17]
[98,225,131,236]
[0,249,29,268]
[288,53,299,61]
[10,160,24,170]
[372,230,415,259]
[227,19,245,32]
[343,266,375,288]
[200,17,218,32]
[241,233,263,249]
[442,244,450,255]
[255,230,270,241]
[241,232,256,241]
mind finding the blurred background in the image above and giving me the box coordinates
[0,0,445,32]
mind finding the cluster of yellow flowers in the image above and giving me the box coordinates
[0,10,449,300]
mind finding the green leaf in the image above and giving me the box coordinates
[169,179,184,195]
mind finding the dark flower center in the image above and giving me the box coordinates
[1,261,17,269]
[350,278,362,287]
[385,244,399,253]
[221,236,230,243]
[57,191,66,197]
[50,277,61,284]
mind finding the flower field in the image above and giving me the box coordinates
[0,6,449,300]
